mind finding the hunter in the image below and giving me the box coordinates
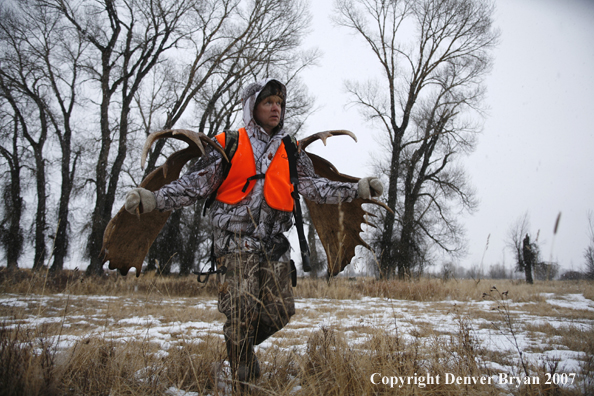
[123,79,383,389]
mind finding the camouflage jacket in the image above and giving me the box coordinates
[154,80,358,261]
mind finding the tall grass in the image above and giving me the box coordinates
[1,268,593,395]
[4,318,588,395]
[0,325,227,396]
[0,320,500,395]
[3,268,591,301]
[0,268,218,297]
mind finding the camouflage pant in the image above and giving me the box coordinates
[217,253,295,368]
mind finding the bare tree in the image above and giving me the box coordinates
[131,0,317,276]
[508,212,529,272]
[507,212,539,284]
[488,263,510,279]
[0,0,316,274]
[56,0,318,276]
[334,0,498,278]
[1,0,88,272]
[177,200,211,276]
[138,0,317,173]
[0,6,53,269]
[533,261,558,281]
[42,0,216,275]
[0,109,25,269]
[42,16,85,272]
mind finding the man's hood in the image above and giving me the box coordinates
[241,79,286,135]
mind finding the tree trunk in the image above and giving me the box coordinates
[31,148,47,270]
[179,201,206,276]
[524,263,534,284]
[2,125,24,269]
[5,175,23,270]
[89,99,132,273]
[396,213,414,280]
[51,147,77,272]
[148,209,182,276]
[86,49,115,276]
[379,135,401,279]
[85,105,112,275]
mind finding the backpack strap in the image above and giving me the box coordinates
[197,130,240,282]
[283,135,311,272]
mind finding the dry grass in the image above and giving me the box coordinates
[1,268,593,395]
[0,268,219,297]
[295,277,594,303]
[0,325,227,396]
[2,268,593,302]
[0,321,502,396]
[7,316,585,396]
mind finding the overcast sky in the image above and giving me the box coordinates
[299,0,594,273]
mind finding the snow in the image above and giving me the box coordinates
[165,387,200,396]
[1,291,592,394]
[543,293,594,312]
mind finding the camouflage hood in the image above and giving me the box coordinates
[241,79,287,135]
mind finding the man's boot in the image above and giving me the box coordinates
[225,335,237,377]
[237,336,260,383]
[226,335,260,393]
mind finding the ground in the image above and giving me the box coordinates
[1,276,593,395]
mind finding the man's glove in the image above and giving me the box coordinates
[358,177,384,199]
[125,187,156,215]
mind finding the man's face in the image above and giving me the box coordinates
[254,95,283,135]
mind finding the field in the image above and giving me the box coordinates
[1,269,593,395]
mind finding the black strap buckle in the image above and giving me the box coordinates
[193,265,227,284]
[242,174,265,192]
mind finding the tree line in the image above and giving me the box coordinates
[9,0,581,281]
[0,0,316,275]
[334,0,499,278]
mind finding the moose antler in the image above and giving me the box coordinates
[101,130,227,276]
[101,128,391,278]
[298,130,357,154]
[140,129,228,171]
[299,131,392,277]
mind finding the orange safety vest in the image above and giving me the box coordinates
[214,128,294,212]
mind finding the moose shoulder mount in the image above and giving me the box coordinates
[101,129,391,277]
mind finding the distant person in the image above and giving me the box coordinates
[522,234,534,284]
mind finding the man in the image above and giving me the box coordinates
[124,79,382,388]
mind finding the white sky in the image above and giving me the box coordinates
[299,0,594,272]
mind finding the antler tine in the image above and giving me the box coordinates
[141,129,228,170]
[141,130,171,170]
[299,130,358,153]
[368,198,394,214]
[174,129,206,156]
[358,237,372,251]
[363,210,377,218]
